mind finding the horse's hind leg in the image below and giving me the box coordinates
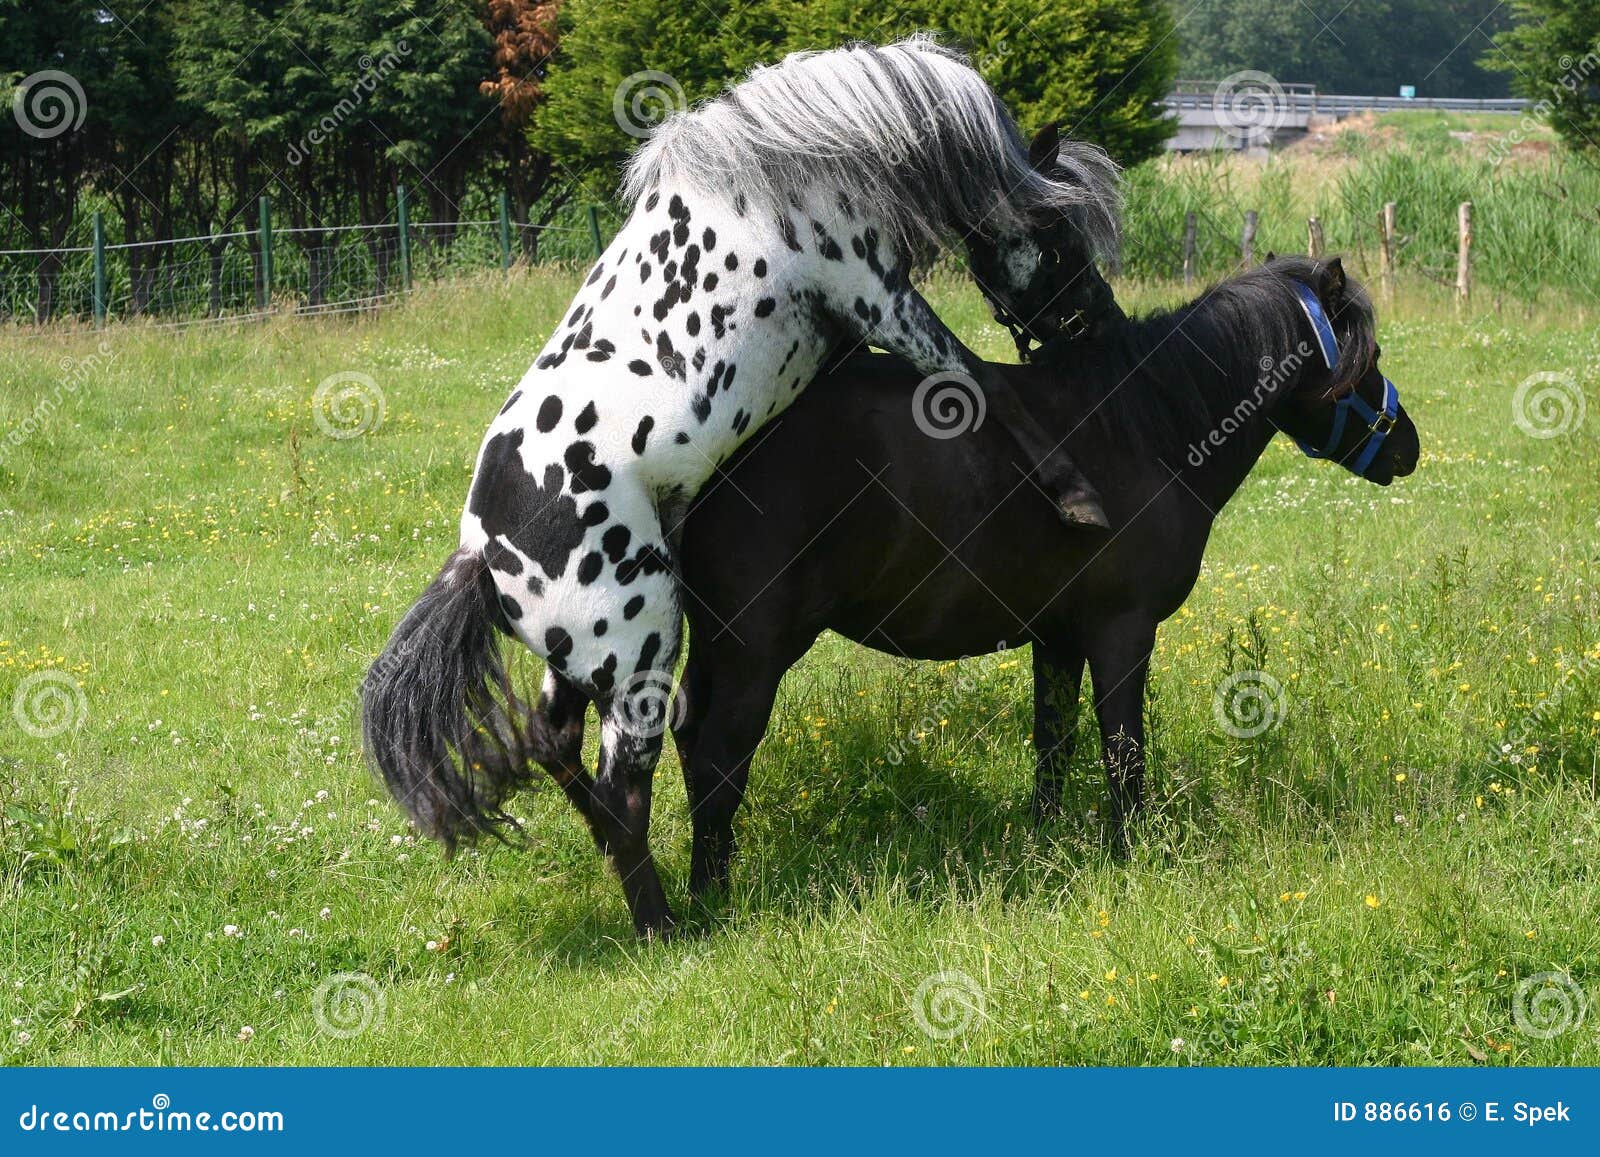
[590,620,682,939]
[1031,640,1085,824]
[528,668,600,825]
[673,643,787,902]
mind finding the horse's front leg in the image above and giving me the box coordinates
[1082,614,1157,853]
[862,289,1109,528]
[1031,640,1085,824]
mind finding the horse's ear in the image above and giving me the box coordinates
[1028,122,1061,172]
[1320,256,1347,303]
[1265,250,1277,263]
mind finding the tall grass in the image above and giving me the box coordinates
[1122,120,1600,304]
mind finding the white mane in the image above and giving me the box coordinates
[623,34,1120,262]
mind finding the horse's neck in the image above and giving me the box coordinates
[1163,309,1307,508]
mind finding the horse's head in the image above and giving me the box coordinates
[965,123,1123,359]
[1268,257,1420,486]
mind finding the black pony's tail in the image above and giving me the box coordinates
[360,548,537,851]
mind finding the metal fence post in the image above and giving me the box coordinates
[91,210,107,327]
[258,195,273,309]
[498,191,513,270]
[586,205,604,260]
[397,184,413,292]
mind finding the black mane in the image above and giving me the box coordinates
[1031,256,1378,463]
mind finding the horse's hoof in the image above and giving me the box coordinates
[1057,496,1111,529]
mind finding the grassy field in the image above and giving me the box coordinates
[1,262,1597,1067]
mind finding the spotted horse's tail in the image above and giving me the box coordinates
[360,548,541,850]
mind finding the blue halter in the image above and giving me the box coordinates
[1290,281,1400,479]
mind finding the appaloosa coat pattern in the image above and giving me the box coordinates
[364,36,1120,936]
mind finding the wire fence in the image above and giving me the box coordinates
[0,189,611,330]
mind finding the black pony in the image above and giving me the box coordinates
[659,255,1418,930]
[375,255,1417,936]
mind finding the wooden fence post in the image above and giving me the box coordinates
[396,185,413,292]
[1241,210,1258,266]
[257,195,273,310]
[1182,211,1197,287]
[497,191,513,270]
[91,210,107,328]
[1379,202,1396,303]
[1307,216,1324,259]
[586,205,604,260]
[1456,200,1473,309]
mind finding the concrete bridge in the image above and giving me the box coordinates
[1163,80,1530,152]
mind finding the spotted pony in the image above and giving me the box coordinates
[361,36,1120,937]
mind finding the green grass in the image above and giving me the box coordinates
[1124,118,1600,304]
[1,267,1597,1066]
[1373,110,1545,136]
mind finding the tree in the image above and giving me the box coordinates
[533,0,1178,183]
[530,0,782,190]
[1490,0,1600,155]
[479,0,567,252]
[1177,0,1511,98]
[0,0,108,318]
[923,0,1177,164]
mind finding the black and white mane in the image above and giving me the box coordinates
[624,34,1121,263]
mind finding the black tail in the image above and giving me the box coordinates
[361,549,537,850]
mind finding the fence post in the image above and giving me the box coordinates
[1181,211,1196,287]
[586,204,604,260]
[91,210,107,328]
[1379,202,1396,303]
[1307,216,1324,259]
[257,195,273,310]
[498,191,513,270]
[1240,210,1258,266]
[396,184,413,292]
[1456,200,1472,309]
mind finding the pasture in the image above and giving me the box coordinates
[1,265,1597,1066]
